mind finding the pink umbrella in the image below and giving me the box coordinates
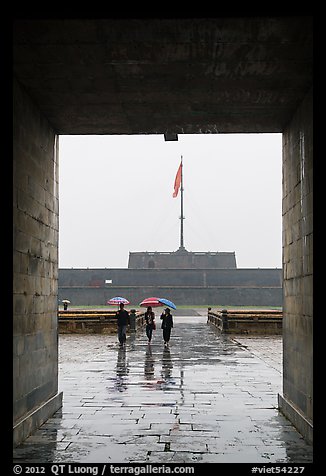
[139,297,164,308]
[107,296,130,306]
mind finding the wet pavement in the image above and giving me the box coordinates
[13,315,313,464]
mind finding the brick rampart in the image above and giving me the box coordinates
[58,268,282,307]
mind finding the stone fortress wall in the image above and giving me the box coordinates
[59,264,282,307]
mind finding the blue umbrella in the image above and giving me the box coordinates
[158,298,177,310]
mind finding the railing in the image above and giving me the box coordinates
[207,308,282,334]
[58,309,146,333]
[58,309,117,319]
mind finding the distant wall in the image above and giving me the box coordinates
[59,268,282,287]
[128,251,237,269]
[59,268,282,306]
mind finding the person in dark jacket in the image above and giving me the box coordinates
[144,306,156,343]
[160,308,173,346]
[116,302,129,346]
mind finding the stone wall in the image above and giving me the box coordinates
[59,285,282,307]
[59,268,282,307]
[13,79,63,446]
[278,87,313,443]
[59,267,282,287]
[128,250,237,268]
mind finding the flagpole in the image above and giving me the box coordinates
[179,155,185,250]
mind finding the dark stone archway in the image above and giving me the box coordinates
[13,16,313,445]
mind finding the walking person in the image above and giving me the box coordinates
[116,302,129,346]
[160,307,173,346]
[144,306,156,343]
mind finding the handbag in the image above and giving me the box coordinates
[153,321,156,330]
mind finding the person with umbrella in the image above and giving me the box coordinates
[160,308,174,346]
[116,302,130,347]
[62,299,70,311]
[144,306,156,344]
[107,296,130,308]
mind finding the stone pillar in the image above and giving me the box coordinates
[13,79,63,446]
[278,87,313,443]
[221,309,229,331]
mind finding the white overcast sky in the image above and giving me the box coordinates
[58,133,282,269]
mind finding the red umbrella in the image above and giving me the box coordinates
[139,297,164,308]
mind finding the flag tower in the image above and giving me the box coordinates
[173,156,186,251]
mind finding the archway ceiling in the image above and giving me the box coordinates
[13,17,312,135]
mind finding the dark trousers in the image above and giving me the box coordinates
[163,327,172,343]
[118,325,127,344]
[146,324,154,341]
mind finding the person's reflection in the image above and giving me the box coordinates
[115,345,129,392]
[128,331,136,351]
[179,368,185,405]
[161,345,173,382]
[144,344,155,380]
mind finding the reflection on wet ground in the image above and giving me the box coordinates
[13,316,313,463]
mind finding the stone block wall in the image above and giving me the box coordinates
[128,251,237,268]
[59,285,283,307]
[58,268,282,307]
[279,87,313,443]
[13,79,62,445]
[59,267,282,288]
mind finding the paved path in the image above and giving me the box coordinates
[13,316,313,463]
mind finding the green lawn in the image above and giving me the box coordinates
[179,305,282,310]
[59,304,282,311]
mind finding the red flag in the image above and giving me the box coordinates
[173,162,182,198]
